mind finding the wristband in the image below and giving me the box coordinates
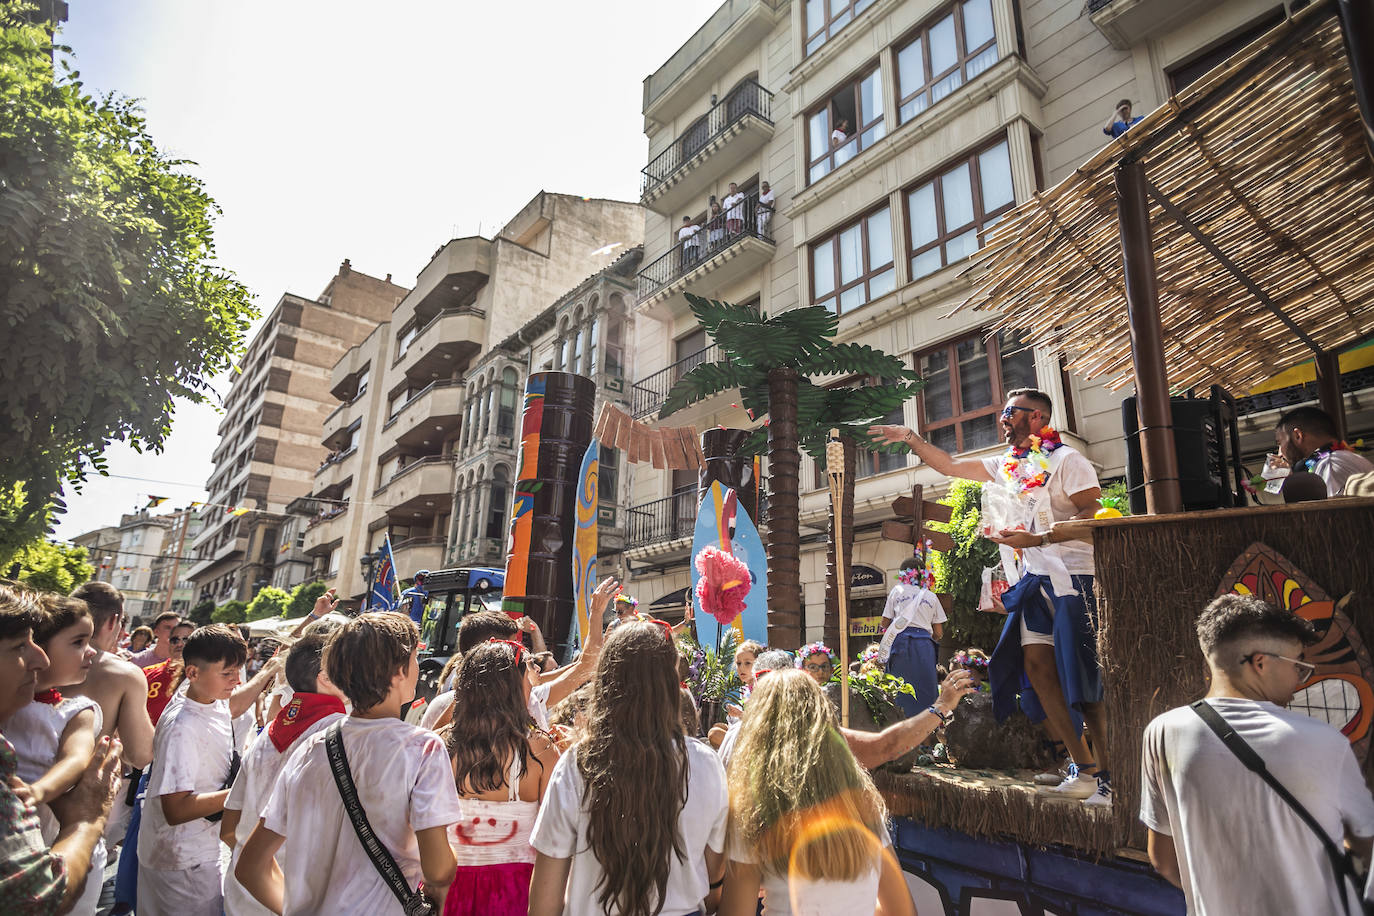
[928,704,954,725]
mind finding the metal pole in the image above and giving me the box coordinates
[1315,351,1348,442]
[1115,159,1184,515]
[1337,0,1374,164]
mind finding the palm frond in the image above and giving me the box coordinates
[686,293,764,338]
[798,342,922,382]
[659,360,755,419]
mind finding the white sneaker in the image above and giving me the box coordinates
[1037,763,1098,800]
[1083,773,1113,808]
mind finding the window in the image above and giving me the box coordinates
[598,446,619,504]
[906,138,1014,280]
[397,323,418,358]
[804,0,877,56]
[896,0,998,124]
[1167,9,1286,92]
[605,312,624,378]
[810,206,895,315]
[586,313,599,377]
[808,67,885,184]
[497,368,518,438]
[555,320,569,371]
[487,467,509,540]
[917,328,1038,453]
[674,327,709,379]
[355,366,370,400]
[327,546,341,578]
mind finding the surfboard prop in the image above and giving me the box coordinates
[691,481,768,651]
[570,437,600,657]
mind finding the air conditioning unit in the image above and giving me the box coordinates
[597,506,617,525]
[604,376,624,393]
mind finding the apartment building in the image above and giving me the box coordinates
[298,194,643,601]
[109,511,171,621]
[188,262,409,604]
[625,0,1334,639]
[146,507,204,617]
[69,525,122,583]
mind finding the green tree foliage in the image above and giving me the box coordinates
[0,5,257,562]
[929,480,1004,650]
[245,586,290,621]
[211,599,248,625]
[188,598,215,627]
[8,539,93,593]
[286,580,327,619]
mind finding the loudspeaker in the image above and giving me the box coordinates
[1122,386,1244,515]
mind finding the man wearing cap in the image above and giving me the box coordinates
[399,571,430,626]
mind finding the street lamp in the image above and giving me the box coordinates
[359,551,377,611]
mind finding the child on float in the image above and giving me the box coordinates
[797,642,836,686]
[2,594,104,915]
[529,618,729,916]
[950,648,991,692]
[718,668,916,916]
[879,557,946,717]
[443,637,560,916]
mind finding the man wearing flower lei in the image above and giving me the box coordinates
[1272,405,1372,496]
[870,387,1112,807]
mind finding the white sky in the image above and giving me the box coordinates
[54,0,722,539]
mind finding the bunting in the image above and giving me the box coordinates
[145,496,168,508]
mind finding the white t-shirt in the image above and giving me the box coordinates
[982,445,1098,576]
[880,582,947,631]
[1141,697,1374,915]
[679,224,701,248]
[831,128,847,145]
[531,741,729,916]
[723,192,745,219]
[140,696,234,871]
[758,189,775,211]
[1313,449,1374,496]
[222,709,344,916]
[728,821,889,916]
[261,716,462,915]
[421,683,551,733]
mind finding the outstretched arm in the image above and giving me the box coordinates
[541,577,619,708]
[868,425,993,482]
[841,668,976,768]
[230,656,282,719]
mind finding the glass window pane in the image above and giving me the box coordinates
[869,267,895,300]
[957,337,992,409]
[999,330,1038,391]
[807,33,826,55]
[899,93,929,123]
[866,207,893,267]
[941,162,974,230]
[856,0,875,12]
[838,223,863,283]
[931,70,962,104]
[833,9,851,29]
[861,121,885,149]
[911,248,943,279]
[810,160,831,184]
[946,228,980,262]
[861,70,883,121]
[963,0,995,49]
[930,14,958,75]
[897,39,925,96]
[930,425,958,453]
[979,141,1014,212]
[908,183,938,247]
[920,349,952,421]
[806,0,824,35]
[967,43,998,80]
[808,110,830,161]
[834,136,858,167]
[961,413,999,451]
[840,285,866,313]
[812,240,835,299]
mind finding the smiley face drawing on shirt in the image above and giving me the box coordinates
[452,815,521,846]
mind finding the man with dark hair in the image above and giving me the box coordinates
[456,608,519,655]
[138,624,248,915]
[67,581,155,774]
[1141,595,1374,912]
[871,387,1113,805]
[129,611,181,668]
[1274,405,1372,496]
[221,634,347,915]
[236,613,462,914]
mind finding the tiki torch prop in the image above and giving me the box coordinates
[825,428,850,728]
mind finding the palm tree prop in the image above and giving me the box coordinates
[660,293,923,649]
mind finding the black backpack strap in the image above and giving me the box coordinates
[325,722,432,915]
[1190,700,1363,915]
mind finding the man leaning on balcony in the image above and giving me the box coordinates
[679,215,701,270]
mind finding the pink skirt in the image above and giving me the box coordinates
[441,862,534,916]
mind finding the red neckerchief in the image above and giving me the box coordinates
[33,689,61,705]
[268,693,345,753]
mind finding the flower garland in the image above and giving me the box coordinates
[950,651,988,671]
[897,538,937,590]
[796,642,835,669]
[999,426,1064,494]
[1303,441,1351,473]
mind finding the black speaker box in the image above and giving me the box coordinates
[1121,386,1244,515]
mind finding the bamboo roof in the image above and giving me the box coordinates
[953,5,1374,393]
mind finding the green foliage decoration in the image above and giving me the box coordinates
[678,629,743,707]
[244,587,290,621]
[211,599,248,625]
[286,580,328,619]
[0,4,257,550]
[188,598,215,627]
[845,665,917,727]
[8,539,93,593]
[929,479,1004,650]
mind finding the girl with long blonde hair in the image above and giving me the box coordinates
[720,669,916,916]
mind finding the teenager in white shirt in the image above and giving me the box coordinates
[220,631,347,915]
[679,215,701,269]
[722,181,745,235]
[1141,594,1374,914]
[137,624,248,916]
[756,181,775,235]
[236,612,463,915]
[529,618,729,916]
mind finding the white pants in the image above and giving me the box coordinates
[137,859,224,916]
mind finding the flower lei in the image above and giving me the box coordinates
[999,426,1063,494]
[796,642,834,668]
[897,539,937,590]
[950,651,989,670]
[1303,441,1351,473]
[859,644,882,665]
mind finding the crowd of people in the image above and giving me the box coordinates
[677,180,775,270]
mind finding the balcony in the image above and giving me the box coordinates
[626,490,699,551]
[393,536,446,576]
[631,344,719,419]
[373,455,455,517]
[394,307,485,386]
[641,80,773,217]
[330,342,370,401]
[184,533,248,581]
[637,193,775,321]
[393,237,492,335]
[1088,0,1208,49]
[382,380,464,451]
[450,536,506,568]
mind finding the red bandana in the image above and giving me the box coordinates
[268,693,345,753]
[33,689,61,705]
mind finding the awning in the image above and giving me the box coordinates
[953,3,1374,396]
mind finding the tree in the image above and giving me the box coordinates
[187,598,215,627]
[8,539,93,593]
[0,5,257,566]
[211,599,247,625]
[286,580,327,619]
[245,586,290,621]
[929,480,1004,649]
[660,294,922,649]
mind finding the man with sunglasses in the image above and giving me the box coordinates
[130,611,182,668]
[1141,594,1374,914]
[871,387,1112,806]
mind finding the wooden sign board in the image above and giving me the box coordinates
[891,496,953,524]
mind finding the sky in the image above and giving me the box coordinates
[53,0,723,539]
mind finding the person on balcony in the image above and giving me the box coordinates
[723,182,745,236]
[756,181,774,236]
[679,216,701,271]
[1103,99,1143,139]
[706,201,725,251]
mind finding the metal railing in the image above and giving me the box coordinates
[637,191,775,300]
[392,535,445,552]
[1234,366,1374,416]
[641,80,774,194]
[631,344,719,419]
[627,490,700,550]
[1086,0,1114,10]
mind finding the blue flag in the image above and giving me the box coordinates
[369,535,398,611]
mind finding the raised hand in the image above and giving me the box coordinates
[934,668,978,715]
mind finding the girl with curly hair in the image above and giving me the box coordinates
[529,619,729,916]
[719,669,915,916]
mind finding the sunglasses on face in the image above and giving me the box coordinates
[169,636,188,646]
[1000,405,1038,421]
[1242,651,1316,682]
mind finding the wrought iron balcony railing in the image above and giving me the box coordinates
[631,344,719,419]
[627,490,699,550]
[641,80,773,194]
[637,191,775,300]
